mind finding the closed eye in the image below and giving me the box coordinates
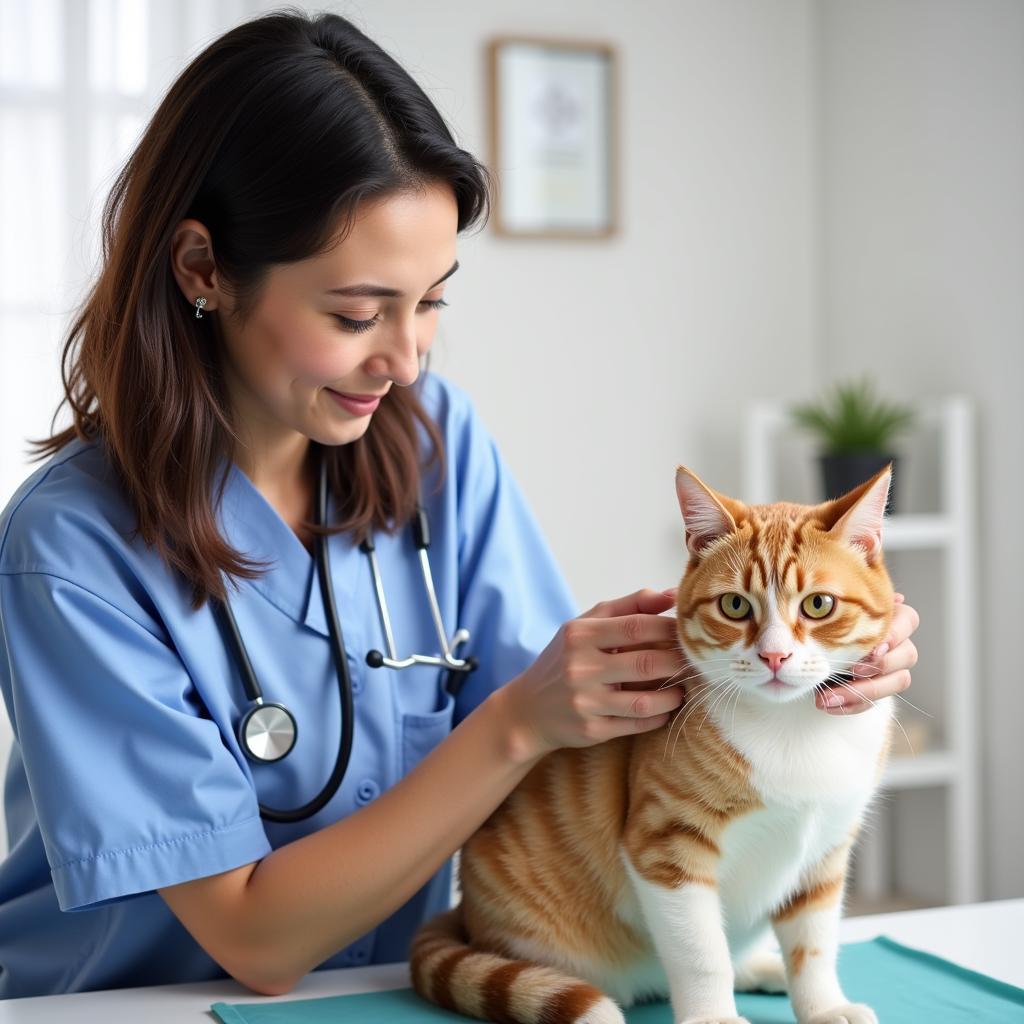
[334,298,449,334]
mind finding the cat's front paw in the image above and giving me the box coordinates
[805,1003,878,1024]
[733,950,788,993]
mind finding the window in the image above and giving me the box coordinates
[0,0,264,857]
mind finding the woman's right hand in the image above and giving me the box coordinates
[499,587,689,763]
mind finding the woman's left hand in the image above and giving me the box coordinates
[815,593,920,714]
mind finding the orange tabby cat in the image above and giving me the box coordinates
[410,465,896,1024]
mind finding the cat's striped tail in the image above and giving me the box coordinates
[409,905,625,1024]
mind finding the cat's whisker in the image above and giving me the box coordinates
[729,677,745,734]
[669,676,734,737]
[824,677,918,755]
[663,701,693,764]
[650,674,713,697]
[659,667,741,692]
[662,674,736,762]
[698,678,739,734]
[820,674,872,699]
[821,662,935,720]
[653,666,733,691]
[668,657,739,668]
[693,681,732,733]
[668,677,736,758]
[654,657,748,691]
[821,670,934,722]
[889,692,933,719]
[661,675,725,739]
[673,679,736,758]
[827,653,923,678]
[657,666,720,685]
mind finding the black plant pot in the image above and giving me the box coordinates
[818,453,899,515]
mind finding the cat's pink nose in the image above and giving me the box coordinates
[758,651,792,673]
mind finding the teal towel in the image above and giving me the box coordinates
[211,936,1024,1023]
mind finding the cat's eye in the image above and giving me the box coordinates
[801,593,836,619]
[719,593,752,620]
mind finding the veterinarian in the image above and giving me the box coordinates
[0,9,920,1001]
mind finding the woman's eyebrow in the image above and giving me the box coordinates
[324,260,459,298]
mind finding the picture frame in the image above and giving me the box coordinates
[487,36,618,239]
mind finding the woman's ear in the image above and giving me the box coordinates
[169,218,222,312]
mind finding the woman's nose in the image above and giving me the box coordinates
[368,321,421,387]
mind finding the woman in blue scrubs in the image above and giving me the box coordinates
[0,10,920,1000]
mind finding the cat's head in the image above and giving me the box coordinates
[672,466,895,706]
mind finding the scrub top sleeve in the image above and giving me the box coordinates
[448,393,581,729]
[0,571,271,912]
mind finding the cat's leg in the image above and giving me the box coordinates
[770,843,877,1024]
[622,857,749,1024]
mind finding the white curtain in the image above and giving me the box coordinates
[0,0,269,858]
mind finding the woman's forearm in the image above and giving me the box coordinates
[238,683,539,992]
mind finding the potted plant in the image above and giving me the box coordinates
[790,376,915,512]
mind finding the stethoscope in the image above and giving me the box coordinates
[213,446,478,823]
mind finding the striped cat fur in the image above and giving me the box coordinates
[410,465,897,1024]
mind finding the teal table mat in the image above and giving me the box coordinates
[212,936,1024,1023]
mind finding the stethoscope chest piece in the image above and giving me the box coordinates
[217,444,474,822]
[238,701,297,762]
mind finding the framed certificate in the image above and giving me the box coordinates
[487,36,618,238]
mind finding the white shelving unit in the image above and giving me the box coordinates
[742,397,980,907]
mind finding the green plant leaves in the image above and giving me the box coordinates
[790,376,915,453]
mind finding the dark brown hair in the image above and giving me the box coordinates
[28,7,493,610]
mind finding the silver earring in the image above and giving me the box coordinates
[194,296,207,319]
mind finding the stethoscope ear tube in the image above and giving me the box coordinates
[361,498,475,674]
[445,655,479,696]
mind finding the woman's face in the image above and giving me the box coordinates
[177,181,459,460]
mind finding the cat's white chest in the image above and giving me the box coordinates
[715,798,858,953]
[710,695,891,945]
[710,694,892,804]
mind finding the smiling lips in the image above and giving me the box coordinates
[328,389,388,400]
[325,389,385,416]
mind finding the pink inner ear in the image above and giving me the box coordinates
[831,471,891,561]
[849,527,882,560]
[676,470,736,555]
[683,503,733,552]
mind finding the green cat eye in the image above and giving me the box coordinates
[719,593,752,620]
[801,593,836,619]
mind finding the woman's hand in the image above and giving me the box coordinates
[501,588,687,762]
[815,593,920,714]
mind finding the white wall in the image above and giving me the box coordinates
[817,0,1023,901]
[328,0,819,605]
[5,0,1020,904]
[0,0,819,855]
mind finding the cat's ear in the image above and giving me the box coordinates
[823,464,892,563]
[675,467,741,557]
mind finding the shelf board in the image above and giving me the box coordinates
[882,514,953,550]
[844,893,935,917]
[882,749,957,789]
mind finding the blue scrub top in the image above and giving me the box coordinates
[0,371,579,998]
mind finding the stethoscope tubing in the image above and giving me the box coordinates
[215,450,355,823]
[215,445,475,824]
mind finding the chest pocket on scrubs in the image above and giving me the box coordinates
[399,676,456,777]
